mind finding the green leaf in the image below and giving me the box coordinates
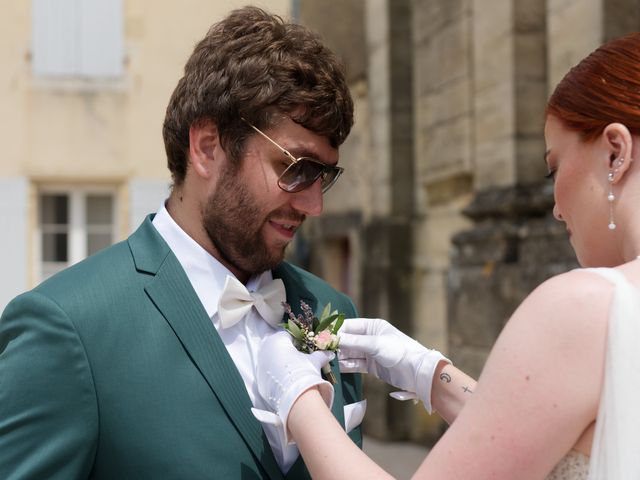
[316,313,338,333]
[331,313,345,334]
[320,303,331,321]
[312,317,319,331]
[287,320,303,341]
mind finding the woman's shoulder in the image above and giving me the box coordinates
[496,267,611,379]
[527,267,616,315]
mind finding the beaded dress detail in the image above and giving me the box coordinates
[546,450,589,480]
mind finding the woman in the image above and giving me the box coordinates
[254,32,640,479]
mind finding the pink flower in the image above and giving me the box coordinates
[314,329,338,350]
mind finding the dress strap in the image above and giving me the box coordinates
[582,267,633,290]
[582,266,640,479]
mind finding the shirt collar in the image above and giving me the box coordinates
[152,203,273,318]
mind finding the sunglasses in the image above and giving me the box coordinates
[242,118,344,193]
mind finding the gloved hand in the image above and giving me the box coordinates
[338,318,450,413]
[252,331,335,444]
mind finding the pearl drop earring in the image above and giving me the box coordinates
[608,172,616,230]
[607,159,622,230]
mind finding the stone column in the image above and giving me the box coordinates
[412,0,475,442]
[547,0,603,89]
[358,0,418,440]
[547,0,640,89]
[295,0,368,306]
[448,0,557,378]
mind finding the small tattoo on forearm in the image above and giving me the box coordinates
[462,386,473,394]
[439,372,452,383]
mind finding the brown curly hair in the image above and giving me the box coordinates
[162,6,354,185]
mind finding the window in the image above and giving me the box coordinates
[322,237,352,296]
[39,189,116,280]
[31,0,124,78]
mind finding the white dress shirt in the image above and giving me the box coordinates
[152,204,300,473]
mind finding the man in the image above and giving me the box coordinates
[0,7,363,479]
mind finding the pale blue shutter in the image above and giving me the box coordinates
[0,178,29,311]
[32,0,123,78]
[32,0,80,76]
[79,0,124,77]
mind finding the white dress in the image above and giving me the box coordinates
[548,267,640,479]
[585,268,640,479]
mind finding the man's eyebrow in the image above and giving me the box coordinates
[288,146,319,158]
[287,145,337,165]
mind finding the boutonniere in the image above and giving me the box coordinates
[282,300,345,384]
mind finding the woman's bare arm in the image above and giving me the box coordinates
[431,362,477,425]
[288,387,394,480]
[288,270,610,480]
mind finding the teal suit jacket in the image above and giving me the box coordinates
[0,216,362,479]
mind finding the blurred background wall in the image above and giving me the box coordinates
[2,0,639,447]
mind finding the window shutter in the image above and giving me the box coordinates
[79,0,124,77]
[32,0,80,76]
[31,0,123,78]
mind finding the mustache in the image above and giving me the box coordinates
[268,208,306,224]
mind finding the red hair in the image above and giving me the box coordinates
[546,32,640,141]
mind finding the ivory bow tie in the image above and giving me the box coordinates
[217,276,286,329]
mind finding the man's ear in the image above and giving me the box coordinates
[188,120,220,179]
[603,122,633,184]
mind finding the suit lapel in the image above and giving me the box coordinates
[129,218,283,480]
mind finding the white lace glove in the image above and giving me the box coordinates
[338,318,450,413]
[252,331,335,444]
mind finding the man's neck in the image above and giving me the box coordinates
[166,193,251,283]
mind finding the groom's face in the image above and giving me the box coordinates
[202,117,338,278]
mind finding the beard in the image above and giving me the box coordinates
[202,168,304,277]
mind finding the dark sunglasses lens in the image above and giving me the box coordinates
[320,167,342,192]
[279,158,324,192]
[279,158,343,193]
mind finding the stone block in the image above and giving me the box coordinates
[514,31,546,81]
[473,0,512,93]
[298,0,366,83]
[325,87,373,215]
[450,345,491,379]
[514,0,545,31]
[365,0,389,49]
[547,0,603,88]
[448,264,511,348]
[415,200,472,266]
[515,80,546,136]
[604,0,640,41]
[413,0,470,43]
[419,115,471,181]
[474,136,515,189]
[418,77,471,129]
[415,15,471,93]
[515,135,547,184]
[474,80,515,143]
[413,270,449,352]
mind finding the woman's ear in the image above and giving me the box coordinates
[188,121,219,179]
[603,123,633,184]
